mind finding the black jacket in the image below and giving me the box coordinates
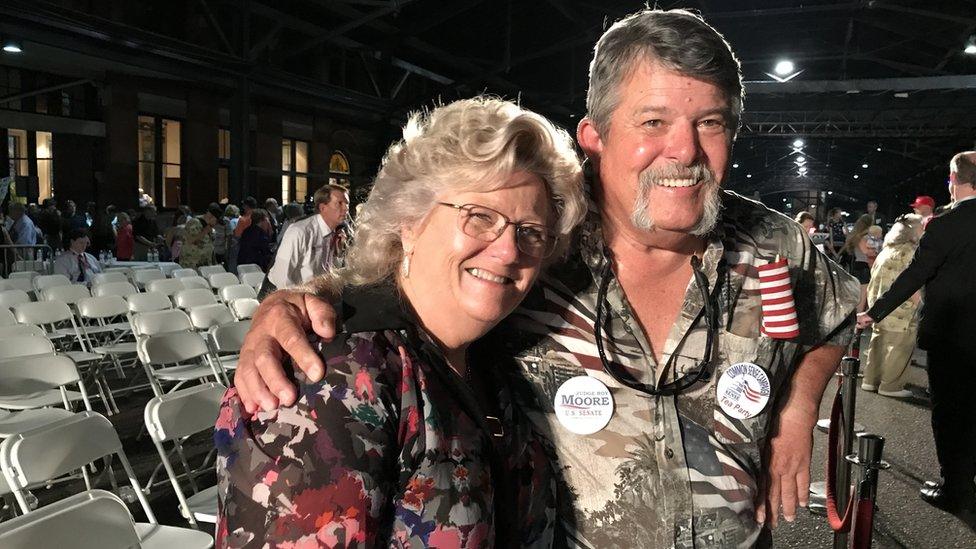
[868,198,976,350]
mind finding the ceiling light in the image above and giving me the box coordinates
[795,156,806,164]
[876,146,882,152]
[861,163,869,168]
[853,174,859,179]
[828,191,834,195]
[732,163,739,168]
[792,138,804,148]
[1,38,22,54]
[774,60,795,76]
[965,36,976,54]
[746,174,753,179]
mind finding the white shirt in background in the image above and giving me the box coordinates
[267,214,335,289]
[52,250,102,284]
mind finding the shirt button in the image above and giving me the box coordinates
[664,447,674,459]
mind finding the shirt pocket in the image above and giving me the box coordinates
[712,331,771,445]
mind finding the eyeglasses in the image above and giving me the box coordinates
[436,202,557,259]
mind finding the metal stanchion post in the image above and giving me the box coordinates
[847,434,889,549]
[833,355,861,549]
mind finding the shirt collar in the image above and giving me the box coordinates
[339,282,413,334]
[314,213,332,235]
[953,195,976,208]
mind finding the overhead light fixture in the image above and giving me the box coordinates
[965,36,976,55]
[862,163,869,168]
[853,174,859,179]
[746,174,753,179]
[774,60,795,76]
[828,191,834,195]
[793,138,804,148]
[876,146,882,152]
[1,37,22,54]
[795,156,806,165]
[732,163,739,168]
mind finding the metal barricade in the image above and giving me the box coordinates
[0,244,55,277]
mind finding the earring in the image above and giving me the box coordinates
[400,253,412,279]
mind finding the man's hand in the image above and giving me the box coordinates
[235,290,337,414]
[756,407,816,527]
[856,312,875,330]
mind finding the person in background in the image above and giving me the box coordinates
[267,185,348,290]
[90,204,117,257]
[225,204,242,272]
[114,212,134,261]
[264,197,282,232]
[179,216,214,270]
[865,225,883,266]
[206,203,231,267]
[235,208,274,271]
[84,201,97,227]
[275,202,305,247]
[826,207,846,259]
[841,214,877,311]
[38,198,63,250]
[233,197,258,239]
[861,214,923,399]
[7,202,38,246]
[164,211,189,263]
[53,228,102,284]
[795,211,816,234]
[910,195,936,229]
[133,205,161,260]
[865,199,884,227]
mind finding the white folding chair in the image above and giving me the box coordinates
[0,489,213,549]
[240,271,265,290]
[33,274,72,293]
[131,309,193,338]
[0,290,32,310]
[197,265,226,279]
[0,335,55,361]
[0,324,46,338]
[188,303,235,331]
[138,330,227,395]
[126,291,173,314]
[144,383,225,527]
[170,268,198,279]
[133,269,166,290]
[6,271,38,281]
[92,281,139,298]
[0,279,35,293]
[41,284,91,307]
[146,278,187,297]
[208,320,250,372]
[0,412,214,548]
[207,272,239,292]
[91,272,129,286]
[218,283,256,304]
[173,288,218,311]
[228,297,259,320]
[77,296,139,375]
[0,354,92,438]
[179,276,211,291]
[0,308,18,327]
[236,263,263,276]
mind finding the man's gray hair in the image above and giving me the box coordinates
[950,151,976,187]
[586,9,744,136]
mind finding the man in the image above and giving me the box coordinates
[865,199,884,227]
[858,151,976,517]
[910,195,936,228]
[7,202,38,246]
[37,198,63,250]
[53,228,102,284]
[263,197,283,229]
[132,205,160,260]
[232,9,858,547]
[267,185,348,289]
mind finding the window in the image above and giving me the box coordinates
[329,150,350,187]
[218,128,230,203]
[35,131,52,201]
[6,129,53,201]
[137,115,183,208]
[281,138,309,204]
[7,128,28,178]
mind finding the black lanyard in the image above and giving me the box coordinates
[593,253,722,397]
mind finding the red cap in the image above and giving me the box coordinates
[909,195,935,209]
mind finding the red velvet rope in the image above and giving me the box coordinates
[851,496,875,549]
[825,382,856,532]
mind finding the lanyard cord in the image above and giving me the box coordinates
[594,253,720,397]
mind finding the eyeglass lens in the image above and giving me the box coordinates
[458,205,554,258]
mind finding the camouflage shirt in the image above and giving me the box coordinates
[489,188,859,548]
[215,284,557,548]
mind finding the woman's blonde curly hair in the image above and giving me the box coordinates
[337,96,586,288]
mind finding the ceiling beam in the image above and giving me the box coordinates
[745,74,976,94]
[288,0,419,58]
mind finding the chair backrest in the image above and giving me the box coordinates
[240,271,265,290]
[92,281,139,298]
[0,289,32,310]
[208,272,239,290]
[131,309,192,337]
[0,412,156,522]
[13,300,74,326]
[139,330,211,365]
[173,288,217,310]
[219,283,257,303]
[41,284,91,305]
[0,354,86,404]
[0,278,34,293]
[77,296,129,321]
[145,382,225,442]
[0,335,55,360]
[91,272,128,286]
[179,276,211,290]
[170,268,198,279]
[33,274,72,292]
[133,269,165,286]
[146,277,186,296]
[0,324,46,338]
[198,265,226,278]
[209,320,251,353]
[0,490,142,549]
[7,271,39,280]
[125,291,173,314]
[0,308,16,326]
[188,303,235,330]
[236,263,263,276]
[229,297,259,320]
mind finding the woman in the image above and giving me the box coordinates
[205,203,231,267]
[841,214,877,311]
[234,208,274,271]
[794,211,815,234]
[179,216,215,269]
[215,97,585,547]
[861,214,923,398]
[826,207,846,258]
[115,212,134,261]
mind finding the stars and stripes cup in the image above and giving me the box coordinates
[757,257,800,339]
